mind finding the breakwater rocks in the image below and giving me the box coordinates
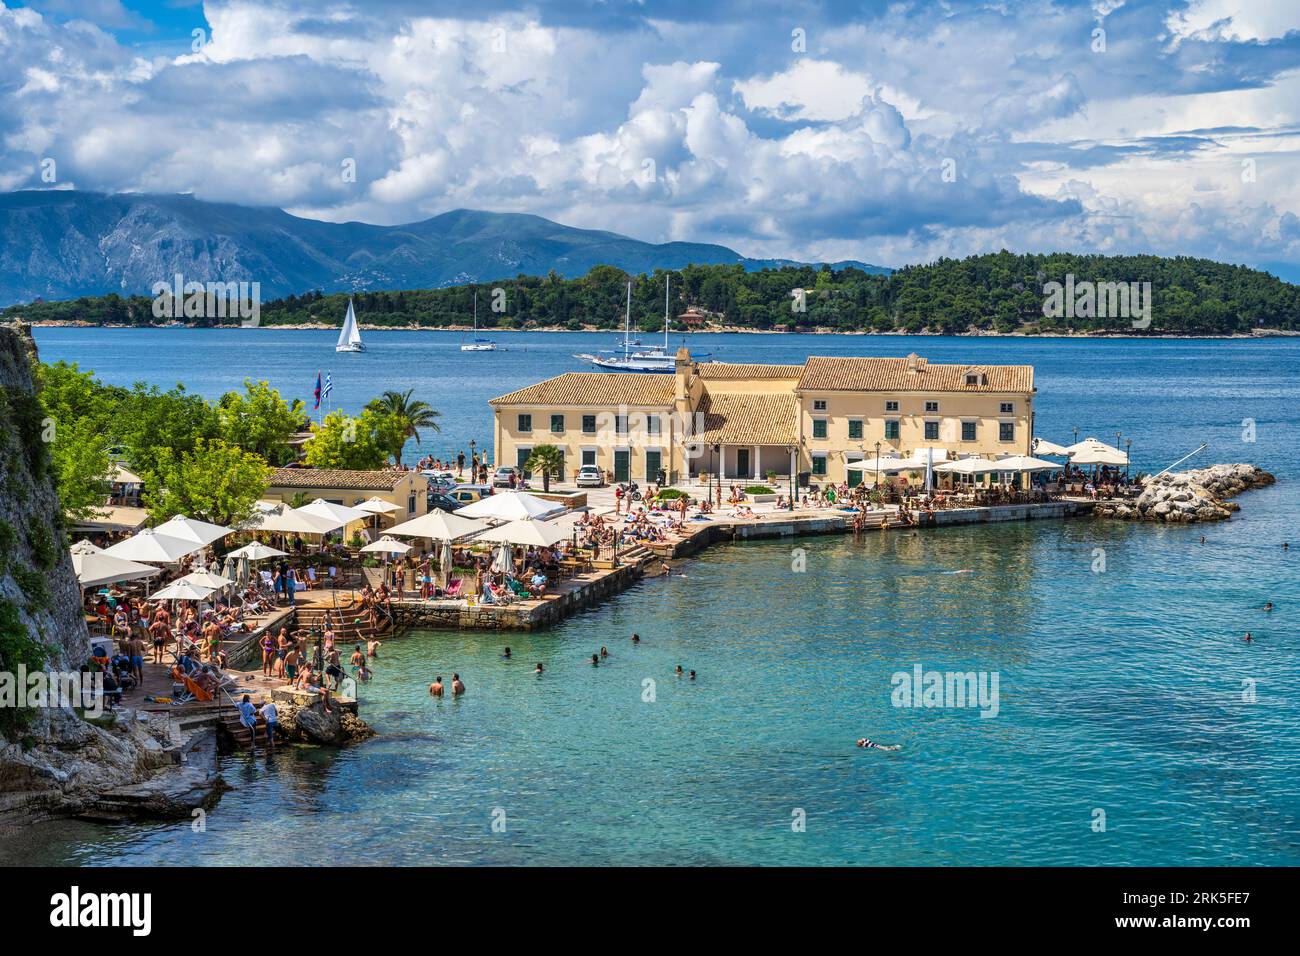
[271,689,375,746]
[1094,463,1276,523]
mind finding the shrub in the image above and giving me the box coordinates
[655,488,689,500]
[743,485,776,495]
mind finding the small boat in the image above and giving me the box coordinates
[335,298,365,352]
[461,292,497,352]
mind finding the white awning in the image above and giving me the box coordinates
[70,540,161,589]
[1067,437,1128,465]
[103,528,205,563]
[474,517,571,548]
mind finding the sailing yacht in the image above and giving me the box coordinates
[460,292,497,352]
[576,279,684,373]
[335,298,365,352]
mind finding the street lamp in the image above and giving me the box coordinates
[785,445,796,510]
[874,440,881,505]
[713,444,722,508]
[1125,438,1132,479]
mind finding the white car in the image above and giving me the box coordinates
[492,466,520,488]
[575,465,604,487]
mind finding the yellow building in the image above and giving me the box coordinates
[489,349,1034,486]
[266,468,429,526]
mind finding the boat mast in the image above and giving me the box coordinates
[473,291,478,334]
[664,275,670,351]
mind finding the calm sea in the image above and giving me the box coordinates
[8,328,1299,866]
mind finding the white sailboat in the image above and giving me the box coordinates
[576,279,684,373]
[335,298,365,353]
[460,291,497,352]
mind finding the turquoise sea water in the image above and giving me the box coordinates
[8,329,1299,866]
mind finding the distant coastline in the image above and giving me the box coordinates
[23,319,1300,339]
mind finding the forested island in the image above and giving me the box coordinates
[6,252,1298,336]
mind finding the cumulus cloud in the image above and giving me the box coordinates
[1,0,1298,271]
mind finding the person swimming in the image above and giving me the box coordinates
[600,646,609,658]
[429,675,444,696]
[534,662,544,675]
[1244,632,1254,643]
[632,633,640,644]
[1263,602,1274,612]
[502,646,512,659]
[590,653,599,666]
[674,665,684,676]
[856,738,901,751]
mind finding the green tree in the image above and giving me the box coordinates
[216,379,305,465]
[303,409,400,470]
[144,438,270,527]
[48,417,114,524]
[525,444,564,492]
[365,389,441,464]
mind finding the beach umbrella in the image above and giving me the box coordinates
[476,517,571,549]
[225,542,287,561]
[155,514,232,547]
[148,579,215,601]
[845,456,918,473]
[994,455,1062,472]
[457,491,562,522]
[934,458,1004,474]
[438,539,453,582]
[296,498,372,526]
[355,497,401,514]
[1032,437,1070,457]
[490,542,512,575]
[180,569,235,591]
[360,536,413,555]
[256,507,345,534]
[70,539,160,589]
[388,510,487,540]
[104,528,205,563]
[1067,437,1128,466]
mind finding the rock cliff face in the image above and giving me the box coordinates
[0,322,198,824]
[1094,463,1275,523]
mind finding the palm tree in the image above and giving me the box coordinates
[368,389,441,464]
[525,444,565,493]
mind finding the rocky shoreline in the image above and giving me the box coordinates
[1094,463,1276,523]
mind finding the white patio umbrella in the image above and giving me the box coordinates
[994,455,1063,471]
[1032,437,1071,456]
[296,498,373,526]
[1067,437,1128,466]
[475,517,572,549]
[256,507,345,534]
[490,542,513,574]
[104,528,205,563]
[154,514,232,547]
[388,510,487,540]
[457,491,562,522]
[70,539,160,589]
[360,536,413,555]
[845,457,922,473]
[180,569,236,591]
[225,542,287,561]
[355,497,401,514]
[934,458,1004,474]
[148,579,215,601]
[438,539,453,582]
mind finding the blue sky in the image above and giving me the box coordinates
[3,0,1299,275]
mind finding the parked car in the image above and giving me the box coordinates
[575,464,605,487]
[492,466,520,488]
[447,484,493,505]
[427,492,461,513]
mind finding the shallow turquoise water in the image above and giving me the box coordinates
[8,330,1299,865]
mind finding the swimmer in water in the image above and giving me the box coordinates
[675,665,684,677]
[1244,632,1253,643]
[689,670,696,680]
[856,738,902,751]
[534,662,544,675]
[1263,602,1274,612]
[429,675,444,697]
[632,633,640,644]
[590,653,599,666]
[502,646,511,659]
[600,646,609,658]
[451,674,465,696]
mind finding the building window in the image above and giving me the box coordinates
[925,401,939,413]
[966,374,979,386]
[961,421,977,442]
[847,419,863,440]
[647,414,660,437]
[582,414,596,434]
[811,454,827,475]
[1000,402,1014,414]
[407,494,417,514]
[812,418,828,439]
[581,449,596,466]
[813,399,827,411]
[517,413,532,433]
[885,400,899,412]
[884,419,900,440]
[615,414,628,434]
[924,420,939,440]
[550,414,565,433]
[999,422,1015,442]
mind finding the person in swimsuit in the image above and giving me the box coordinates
[451,674,465,696]
[261,632,276,676]
[148,618,169,664]
[429,675,444,697]
[856,738,901,751]
[534,663,544,675]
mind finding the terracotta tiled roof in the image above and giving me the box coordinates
[489,372,677,407]
[695,390,799,446]
[695,362,804,380]
[269,468,411,491]
[798,355,1034,393]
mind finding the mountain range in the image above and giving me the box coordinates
[0,190,889,305]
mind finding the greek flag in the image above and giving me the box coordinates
[322,371,334,400]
